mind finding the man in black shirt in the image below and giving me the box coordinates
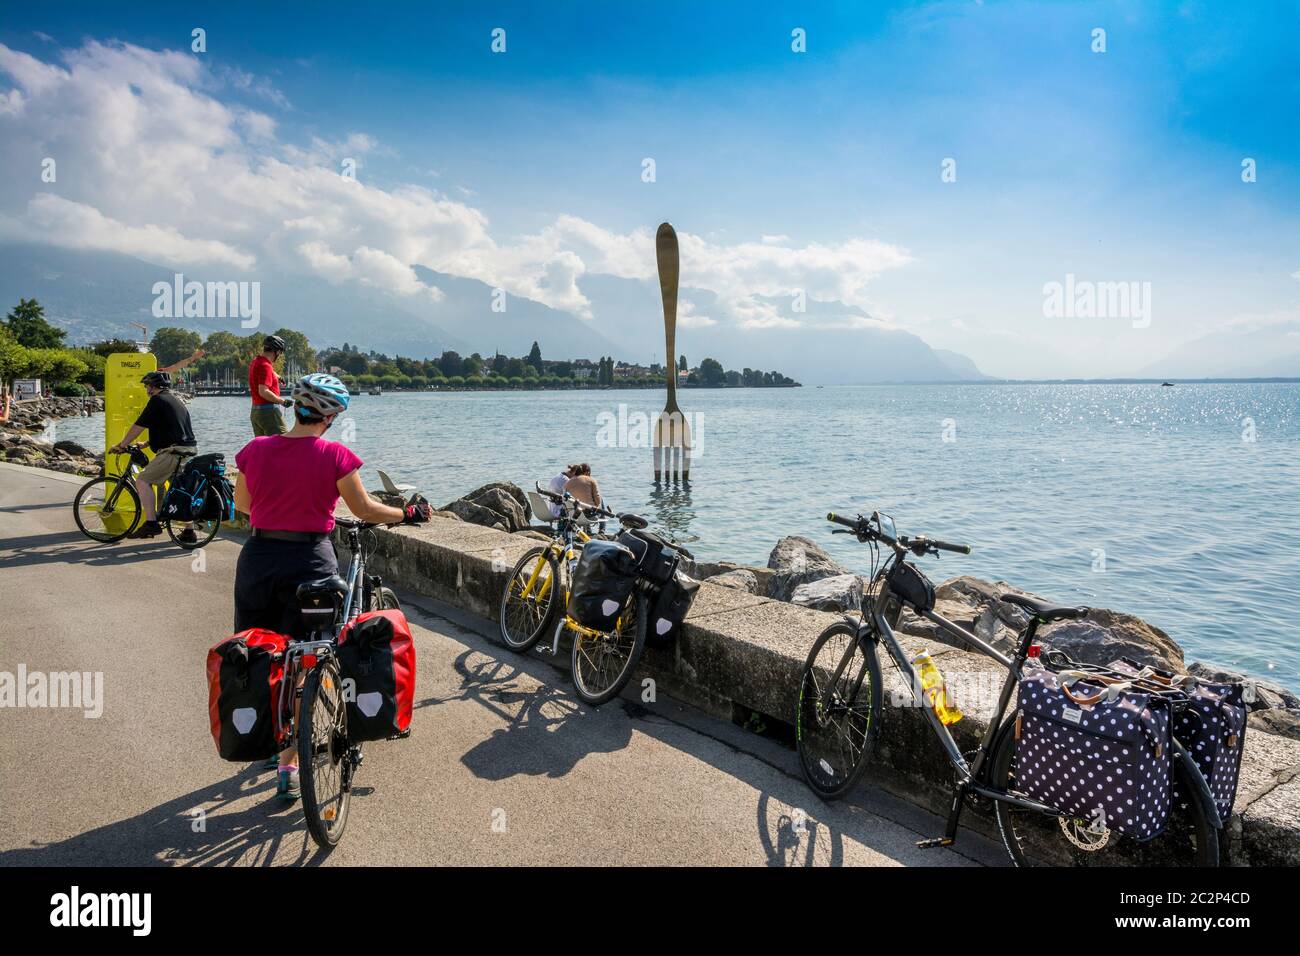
[109,371,199,540]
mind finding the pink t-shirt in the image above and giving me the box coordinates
[235,435,363,533]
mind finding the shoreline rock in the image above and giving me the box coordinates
[1,397,106,477]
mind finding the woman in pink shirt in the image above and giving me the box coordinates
[232,373,430,799]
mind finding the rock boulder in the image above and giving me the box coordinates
[767,536,850,602]
[791,573,863,612]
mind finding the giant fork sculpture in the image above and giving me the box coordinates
[653,222,691,481]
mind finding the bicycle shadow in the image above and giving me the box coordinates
[0,529,204,571]
[0,765,328,867]
[418,649,634,782]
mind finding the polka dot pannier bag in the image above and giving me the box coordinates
[1014,668,1174,841]
[1106,657,1246,821]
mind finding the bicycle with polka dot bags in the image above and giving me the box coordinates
[795,510,1221,866]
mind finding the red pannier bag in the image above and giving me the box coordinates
[337,610,415,742]
[206,629,290,761]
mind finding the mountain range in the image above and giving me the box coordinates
[0,241,998,384]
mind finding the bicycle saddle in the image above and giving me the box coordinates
[999,592,1089,623]
[296,576,348,605]
[619,513,649,530]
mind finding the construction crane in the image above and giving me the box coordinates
[129,322,149,352]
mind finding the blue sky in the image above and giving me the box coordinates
[1,0,1297,377]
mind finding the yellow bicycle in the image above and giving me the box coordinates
[498,485,656,706]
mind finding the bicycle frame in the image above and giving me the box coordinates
[830,555,1065,824]
[278,521,377,738]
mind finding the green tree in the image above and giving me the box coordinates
[527,340,543,371]
[90,338,144,357]
[678,354,687,372]
[149,327,202,366]
[698,357,725,386]
[270,327,316,374]
[5,299,66,349]
[438,350,463,377]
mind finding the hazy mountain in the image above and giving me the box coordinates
[0,241,988,382]
[932,348,992,381]
[575,274,989,384]
[1136,322,1300,379]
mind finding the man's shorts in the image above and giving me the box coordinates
[250,403,287,436]
[139,445,198,484]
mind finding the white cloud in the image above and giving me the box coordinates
[0,38,913,328]
[677,300,716,328]
[1,194,255,269]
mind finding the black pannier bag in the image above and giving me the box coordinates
[887,560,936,613]
[1107,657,1246,820]
[161,452,234,523]
[200,474,236,521]
[567,539,640,631]
[160,466,208,522]
[1015,667,1173,841]
[617,530,680,585]
[648,569,700,646]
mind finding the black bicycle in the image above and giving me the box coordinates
[795,510,1220,866]
[284,514,403,849]
[72,443,222,548]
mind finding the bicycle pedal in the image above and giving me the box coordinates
[915,836,955,849]
[385,728,412,741]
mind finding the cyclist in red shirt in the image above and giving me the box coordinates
[248,335,292,436]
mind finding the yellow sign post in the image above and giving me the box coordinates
[102,353,157,536]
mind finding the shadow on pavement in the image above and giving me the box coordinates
[0,530,187,571]
[0,765,328,867]
[418,649,634,781]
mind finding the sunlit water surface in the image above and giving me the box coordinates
[54,383,1300,689]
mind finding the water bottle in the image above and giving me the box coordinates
[912,650,963,726]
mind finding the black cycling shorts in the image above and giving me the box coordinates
[233,536,338,639]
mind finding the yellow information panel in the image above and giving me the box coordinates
[103,353,157,535]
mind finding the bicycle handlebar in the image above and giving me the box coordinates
[826,512,970,556]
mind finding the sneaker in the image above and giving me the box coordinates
[262,756,280,771]
[276,767,301,801]
[176,527,199,545]
[127,520,162,539]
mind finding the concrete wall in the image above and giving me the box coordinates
[342,516,1300,866]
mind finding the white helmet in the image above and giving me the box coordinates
[292,373,350,419]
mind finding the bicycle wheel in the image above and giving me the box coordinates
[796,621,882,800]
[298,659,353,849]
[369,585,400,611]
[72,475,142,543]
[990,713,1219,866]
[570,594,647,707]
[163,493,221,550]
[498,547,560,651]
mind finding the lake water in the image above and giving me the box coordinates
[52,383,1300,689]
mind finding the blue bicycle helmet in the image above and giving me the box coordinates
[292,373,350,419]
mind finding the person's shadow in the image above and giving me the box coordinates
[0,765,326,867]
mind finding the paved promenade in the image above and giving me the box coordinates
[0,462,1001,866]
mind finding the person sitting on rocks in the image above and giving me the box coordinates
[564,463,603,510]
[546,464,579,518]
[108,371,199,542]
[0,385,10,423]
